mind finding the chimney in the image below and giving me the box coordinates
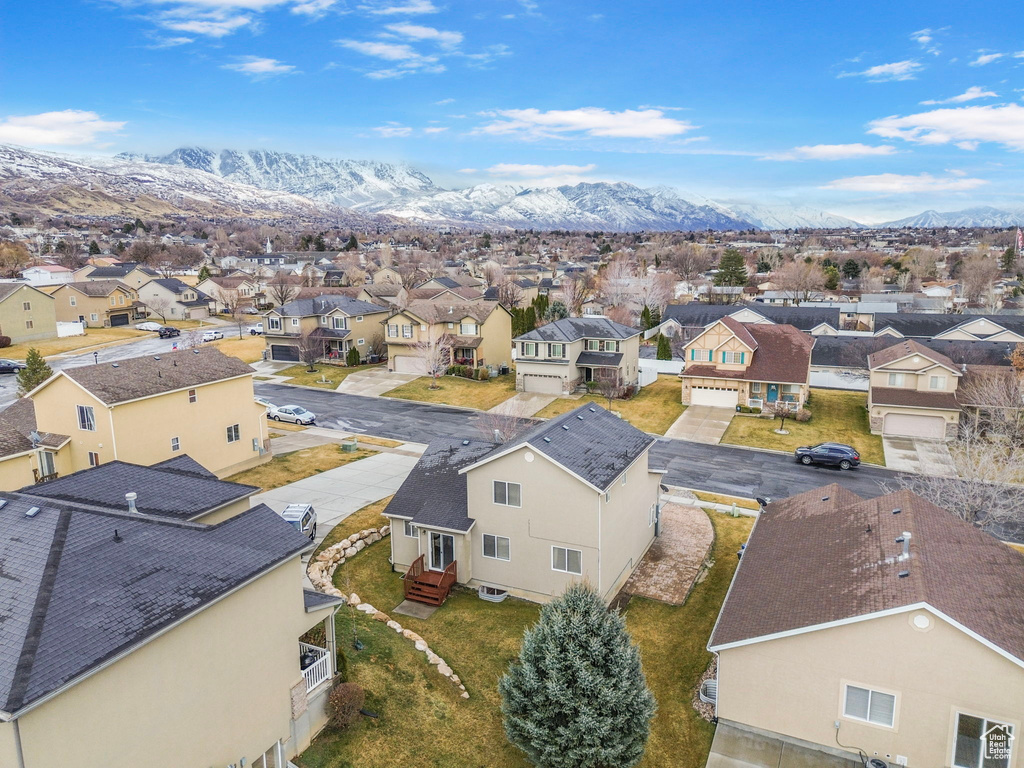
[898,531,912,561]
[126,492,138,514]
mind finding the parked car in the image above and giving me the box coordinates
[794,443,861,470]
[254,395,275,414]
[158,326,180,339]
[0,359,25,374]
[200,330,224,342]
[242,306,260,315]
[280,503,317,540]
[268,404,316,425]
[136,321,162,332]
[250,322,264,336]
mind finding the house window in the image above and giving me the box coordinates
[226,424,240,443]
[356,316,363,322]
[722,351,744,364]
[387,324,399,338]
[90,313,98,322]
[447,322,455,329]
[110,297,116,306]
[291,318,300,327]
[551,546,582,575]
[953,713,1014,768]
[268,317,282,331]
[690,349,712,362]
[843,684,896,728]
[320,316,328,325]
[888,372,906,387]
[88,451,100,467]
[493,480,522,507]
[25,320,33,330]
[188,389,197,403]
[782,384,799,393]
[118,295,124,305]
[22,301,30,311]
[522,342,537,356]
[403,521,417,538]
[171,436,180,452]
[357,338,365,346]
[460,322,478,335]
[483,534,511,561]
[333,317,347,330]
[751,382,762,393]
[930,375,946,390]
[549,343,564,358]
[70,296,77,306]
[402,324,414,338]
[77,405,96,431]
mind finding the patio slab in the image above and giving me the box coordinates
[393,600,439,620]
[620,503,714,605]
[336,368,420,397]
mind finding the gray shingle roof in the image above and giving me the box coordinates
[85,263,155,279]
[811,337,1015,369]
[59,347,254,405]
[663,303,840,332]
[272,295,387,318]
[59,280,132,297]
[515,317,639,343]
[873,313,1024,339]
[0,498,309,715]
[304,588,344,613]
[0,399,69,459]
[576,351,623,367]
[150,454,218,478]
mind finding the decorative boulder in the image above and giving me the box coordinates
[343,547,357,558]
[386,620,403,632]
[353,540,366,552]
[373,611,389,622]
[438,662,453,677]
[349,593,360,605]
[402,630,423,643]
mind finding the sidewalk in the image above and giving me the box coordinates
[486,392,557,417]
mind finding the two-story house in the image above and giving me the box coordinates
[0,284,57,344]
[706,483,1024,768]
[679,316,813,409]
[196,275,260,313]
[79,262,159,289]
[138,277,211,321]
[514,317,642,395]
[262,295,390,363]
[867,339,963,440]
[48,280,142,328]
[384,301,513,375]
[384,403,664,604]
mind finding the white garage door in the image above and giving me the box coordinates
[394,356,428,375]
[883,413,945,439]
[522,374,564,395]
[691,386,739,408]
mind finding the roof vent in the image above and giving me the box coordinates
[153,356,160,361]
[898,570,910,578]
[126,492,138,514]
[562,424,570,430]
[899,531,911,560]
[193,349,200,354]
[111,363,119,368]
[113,528,122,543]
[577,415,584,420]
[543,436,551,442]
[588,407,596,412]
[0,499,7,510]
[892,508,902,515]
[821,496,829,501]
[462,440,469,445]
[25,506,41,518]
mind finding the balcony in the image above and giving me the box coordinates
[299,642,331,693]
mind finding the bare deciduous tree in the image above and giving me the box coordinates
[958,253,1001,305]
[773,260,826,304]
[416,329,453,390]
[145,296,174,323]
[298,329,327,372]
[497,278,526,308]
[268,273,298,307]
[668,244,712,290]
[476,400,533,444]
[958,366,1024,445]
[557,275,593,317]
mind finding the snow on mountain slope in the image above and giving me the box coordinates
[725,203,864,230]
[880,206,1024,228]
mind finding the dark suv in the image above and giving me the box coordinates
[158,326,180,339]
[794,443,860,470]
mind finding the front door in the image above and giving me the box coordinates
[429,532,455,571]
[766,383,779,403]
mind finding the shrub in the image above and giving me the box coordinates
[0,336,10,349]
[328,682,365,730]
[585,380,600,393]
[751,407,762,414]
[345,347,361,367]
[461,366,474,378]
[795,408,813,423]
[738,405,751,413]
[477,367,490,381]
[621,385,636,399]
[445,364,465,377]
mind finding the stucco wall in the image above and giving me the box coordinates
[0,286,58,344]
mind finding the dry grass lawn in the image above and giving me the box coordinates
[5,327,146,359]
[225,444,374,491]
[297,506,753,768]
[279,363,384,389]
[265,419,307,433]
[692,491,760,510]
[384,373,518,410]
[352,435,403,448]
[720,388,885,465]
[534,375,685,435]
[207,333,266,363]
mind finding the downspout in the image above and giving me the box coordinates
[597,491,603,597]
[326,606,339,677]
[107,406,118,461]
[12,718,26,768]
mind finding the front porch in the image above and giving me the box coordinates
[745,381,806,410]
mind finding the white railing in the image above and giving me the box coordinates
[299,642,331,692]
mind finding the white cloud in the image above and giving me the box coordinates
[821,172,987,193]
[969,51,1004,66]
[868,103,1024,150]
[384,22,462,49]
[222,56,297,79]
[157,11,253,37]
[148,36,195,48]
[457,168,477,173]
[764,143,897,161]
[360,0,438,14]
[0,109,125,147]
[920,86,997,105]
[423,126,449,133]
[486,163,596,177]
[373,123,413,137]
[292,0,335,14]
[111,1,342,38]
[475,107,694,140]
[338,39,424,61]
[434,97,455,105]
[910,27,942,55]
[839,59,923,82]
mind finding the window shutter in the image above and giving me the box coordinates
[740,352,745,364]
[690,349,694,361]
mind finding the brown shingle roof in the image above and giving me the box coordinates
[58,280,131,297]
[681,323,813,385]
[868,338,957,371]
[710,484,1024,664]
[59,347,254,405]
[869,387,960,410]
[718,315,759,351]
[0,399,69,458]
[400,300,502,325]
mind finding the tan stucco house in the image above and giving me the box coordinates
[384,403,663,604]
[706,483,1024,768]
[680,316,813,409]
[138,277,211,321]
[49,280,142,328]
[263,295,390,363]
[867,339,962,440]
[79,262,159,289]
[0,283,58,344]
[384,300,513,375]
[514,317,641,395]
[0,478,343,767]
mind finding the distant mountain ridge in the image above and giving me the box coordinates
[880,206,1024,228]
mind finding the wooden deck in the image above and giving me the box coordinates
[403,555,457,606]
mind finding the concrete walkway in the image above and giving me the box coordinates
[268,425,426,457]
[336,367,419,397]
[621,503,715,604]
[486,391,557,417]
[664,405,735,444]
[883,436,957,477]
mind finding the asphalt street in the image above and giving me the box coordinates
[254,383,899,501]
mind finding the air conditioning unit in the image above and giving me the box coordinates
[865,759,889,768]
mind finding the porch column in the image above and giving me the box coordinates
[325,608,339,676]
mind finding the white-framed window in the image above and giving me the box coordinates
[722,350,744,364]
[320,316,328,325]
[843,684,896,728]
[447,322,454,329]
[25,320,32,329]
[357,338,365,346]
[953,712,1014,768]
[356,316,363,322]
[782,384,799,393]
[226,424,240,443]
[268,317,282,331]
[690,349,712,362]
[552,546,582,574]
[387,323,399,338]
[403,521,417,538]
[549,343,564,358]
[493,480,522,507]
[460,322,478,335]
[930,375,946,390]
[188,389,197,404]
[648,503,658,526]
[522,342,537,356]
[22,301,30,311]
[482,534,510,560]
[88,451,100,467]
[171,436,180,452]
[402,324,414,338]
[291,318,299,327]
[333,317,347,330]
[77,405,96,431]
[751,382,762,393]
[888,372,905,387]
[69,296,77,306]
[90,313,98,322]
[109,296,116,306]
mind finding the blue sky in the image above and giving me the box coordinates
[2,0,1024,222]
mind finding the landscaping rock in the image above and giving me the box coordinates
[402,630,423,643]
[437,662,452,677]
[349,593,360,605]
[343,547,357,558]
[386,620,402,632]
[367,532,381,545]
[380,525,390,536]
[450,675,460,685]
[353,540,366,552]
[461,691,470,699]
[414,640,429,652]
[356,603,376,614]
[373,611,389,622]
[426,653,442,665]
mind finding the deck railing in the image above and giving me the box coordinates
[299,642,331,692]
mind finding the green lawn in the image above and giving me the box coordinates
[720,388,885,465]
[297,504,753,768]
[534,376,685,435]
[279,363,384,389]
[384,373,518,410]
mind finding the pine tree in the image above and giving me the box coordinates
[713,248,748,286]
[344,234,359,251]
[17,348,53,396]
[198,265,212,282]
[88,240,101,255]
[656,333,672,360]
[823,265,840,291]
[499,583,656,768]
[841,258,862,280]
[1001,246,1016,273]
[640,305,652,330]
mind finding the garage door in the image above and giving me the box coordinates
[109,313,130,327]
[522,374,563,395]
[883,413,945,439]
[271,344,299,362]
[691,386,739,408]
[394,355,428,375]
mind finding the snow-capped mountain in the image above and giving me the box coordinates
[119,147,437,210]
[880,206,1024,228]
[725,203,864,230]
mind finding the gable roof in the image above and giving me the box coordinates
[0,497,310,717]
[150,277,204,297]
[873,312,1024,340]
[681,323,814,385]
[867,339,959,372]
[810,337,1014,369]
[709,484,1024,666]
[395,300,504,325]
[663,303,840,332]
[0,399,69,459]
[54,280,132,297]
[53,347,254,405]
[84,263,156,279]
[272,295,387,318]
[716,315,759,350]
[515,316,639,343]
[0,284,55,304]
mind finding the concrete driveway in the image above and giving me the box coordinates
[665,405,735,444]
[252,451,419,545]
[883,436,957,477]
[487,392,557,418]
[336,367,419,397]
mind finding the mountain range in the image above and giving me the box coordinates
[1,143,1021,231]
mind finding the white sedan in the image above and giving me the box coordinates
[201,330,224,342]
[268,404,316,425]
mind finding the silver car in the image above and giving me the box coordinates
[268,404,316,425]
[280,503,317,540]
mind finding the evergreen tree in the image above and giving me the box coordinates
[523,306,537,333]
[1001,246,1016,273]
[17,348,53,396]
[640,305,652,330]
[344,234,359,251]
[314,233,327,252]
[841,258,862,280]
[823,265,840,291]
[649,305,661,327]
[714,248,748,286]
[656,333,672,360]
[88,240,101,255]
[198,264,212,282]
[499,583,656,768]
